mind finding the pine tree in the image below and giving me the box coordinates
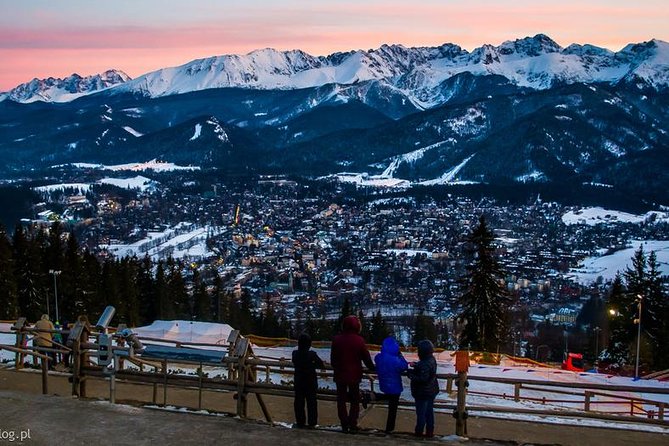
[0,225,18,319]
[413,312,437,344]
[167,258,190,319]
[193,270,212,321]
[606,273,630,364]
[643,251,668,369]
[369,309,391,345]
[13,225,45,320]
[137,256,157,324]
[155,261,174,320]
[457,215,511,352]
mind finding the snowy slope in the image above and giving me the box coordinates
[1,70,130,103]
[110,35,669,106]
[568,240,669,284]
[6,35,664,106]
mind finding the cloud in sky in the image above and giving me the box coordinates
[1,0,667,89]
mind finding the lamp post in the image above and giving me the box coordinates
[49,270,61,323]
[634,294,643,380]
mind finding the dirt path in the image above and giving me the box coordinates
[0,368,666,446]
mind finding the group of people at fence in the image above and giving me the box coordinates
[292,315,439,437]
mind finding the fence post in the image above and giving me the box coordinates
[659,403,665,421]
[162,359,168,407]
[236,356,247,417]
[41,356,49,394]
[198,362,203,410]
[71,338,80,397]
[455,371,468,436]
[446,377,453,394]
[514,383,521,402]
[584,391,591,412]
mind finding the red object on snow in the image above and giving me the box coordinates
[562,353,585,372]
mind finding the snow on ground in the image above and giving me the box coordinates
[190,124,202,141]
[322,173,411,189]
[384,249,432,257]
[122,126,144,137]
[33,183,92,194]
[64,160,200,172]
[4,319,668,432]
[381,140,454,178]
[567,240,669,284]
[98,176,156,191]
[420,154,476,186]
[562,207,669,226]
[134,320,234,346]
[100,223,223,261]
[0,323,15,362]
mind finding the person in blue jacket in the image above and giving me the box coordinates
[407,339,439,437]
[374,336,408,433]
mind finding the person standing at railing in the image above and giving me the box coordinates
[374,336,408,433]
[291,332,325,428]
[331,315,375,433]
[34,314,55,369]
[407,339,439,438]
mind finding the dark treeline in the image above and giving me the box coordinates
[0,222,401,344]
[0,221,280,332]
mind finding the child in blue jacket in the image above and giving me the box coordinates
[374,336,408,433]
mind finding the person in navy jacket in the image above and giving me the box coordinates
[374,336,408,433]
[292,332,325,428]
[407,339,439,437]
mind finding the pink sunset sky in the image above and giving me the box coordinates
[1,0,668,90]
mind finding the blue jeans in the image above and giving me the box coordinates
[414,397,435,435]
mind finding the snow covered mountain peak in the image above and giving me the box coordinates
[4,36,669,106]
[497,34,562,57]
[1,69,130,103]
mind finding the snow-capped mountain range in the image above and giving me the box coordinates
[1,34,669,205]
[2,34,668,106]
[0,69,130,103]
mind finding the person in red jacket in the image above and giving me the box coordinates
[330,315,375,433]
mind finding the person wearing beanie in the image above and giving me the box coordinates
[291,332,325,428]
[407,339,439,437]
[330,315,375,433]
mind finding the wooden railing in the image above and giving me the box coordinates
[1,322,668,427]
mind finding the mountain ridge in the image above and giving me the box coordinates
[2,35,668,105]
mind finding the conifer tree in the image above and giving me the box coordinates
[137,256,157,324]
[0,225,18,319]
[13,225,44,320]
[413,312,437,344]
[155,261,174,320]
[166,258,190,319]
[193,270,212,321]
[457,215,510,352]
[369,309,391,345]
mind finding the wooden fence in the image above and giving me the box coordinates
[1,321,668,428]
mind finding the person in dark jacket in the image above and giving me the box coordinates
[407,339,439,437]
[374,336,408,433]
[292,332,325,428]
[330,315,375,433]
